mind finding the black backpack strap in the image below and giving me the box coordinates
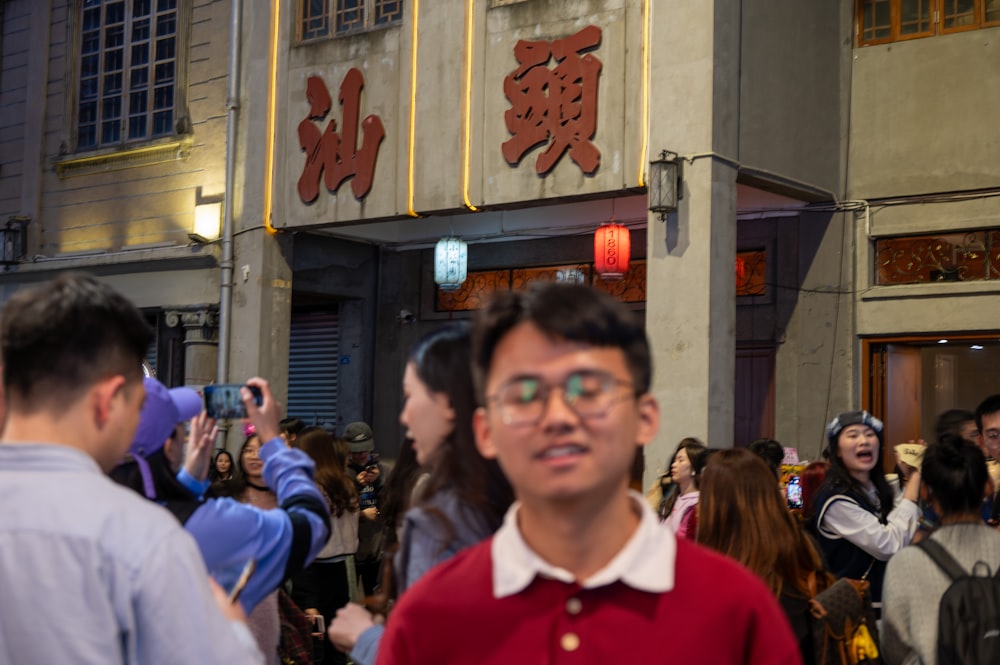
[916,538,966,581]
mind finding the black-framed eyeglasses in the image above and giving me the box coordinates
[487,369,636,427]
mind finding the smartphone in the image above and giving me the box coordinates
[227,558,256,604]
[203,384,263,420]
[786,475,803,510]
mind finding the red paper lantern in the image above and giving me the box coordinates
[594,223,631,281]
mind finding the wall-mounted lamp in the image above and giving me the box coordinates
[189,201,222,244]
[648,150,682,221]
[434,236,468,292]
[1,216,30,265]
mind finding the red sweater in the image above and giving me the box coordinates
[377,535,802,664]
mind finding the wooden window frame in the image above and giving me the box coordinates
[857,0,1000,46]
[297,0,403,42]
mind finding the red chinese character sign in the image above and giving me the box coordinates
[298,69,386,203]
[502,26,603,176]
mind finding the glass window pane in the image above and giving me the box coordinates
[153,109,173,134]
[129,115,147,139]
[77,0,177,146]
[154,61,174,84]
[335,0,364,33]
[155,36,175,61]
[130,68,149,88]
[301,0,330,40]
[102,119,121,143]
[104,72,122,94]
[942,0,976,28]
[989,0,1000,23]
[132,43,149,66]
[106,2,125,25]
[899,0,932,35]
[861,0,892,42]
[133,18,150,42]
[375,0,403,24]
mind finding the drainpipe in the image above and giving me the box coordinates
[217,0,242,385]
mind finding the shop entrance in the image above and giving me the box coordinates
[863,334,999,471]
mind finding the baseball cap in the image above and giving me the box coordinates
[344,421,375,453]
[131,377,204,458]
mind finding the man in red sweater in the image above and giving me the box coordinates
[376,283,801,664]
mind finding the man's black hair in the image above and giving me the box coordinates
[471,283,650,405]
[974,394,1000,432]
[0,272,152,409]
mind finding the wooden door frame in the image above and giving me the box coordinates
[862,332,991,471]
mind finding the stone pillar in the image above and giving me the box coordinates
[165,307,219,387]
[643,0,741,490]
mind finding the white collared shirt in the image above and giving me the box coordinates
[491,490,676,598]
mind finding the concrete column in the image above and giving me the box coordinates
[164,307,219,387]
[643,0,741,489]
[217,1,293,450]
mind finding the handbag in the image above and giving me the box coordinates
[809,576,882,665]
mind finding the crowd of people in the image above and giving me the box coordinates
[0,272,998,664]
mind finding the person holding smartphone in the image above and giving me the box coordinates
[111,376,331,618]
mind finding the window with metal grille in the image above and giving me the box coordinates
[298,0,402,41]
[857,0,1000,46]
[78,0,179,149]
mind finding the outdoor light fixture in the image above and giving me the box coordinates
[0,216,30,265]
[594,223,631,282]
[434,236,468,292]
[648,150,682,221]
[189,201,222,244]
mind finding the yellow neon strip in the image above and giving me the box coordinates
[638,0,650,188]
[406,0,421,217]
[461,0,478,211]
[262,0,279,233]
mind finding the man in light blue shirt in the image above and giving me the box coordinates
[0,273,262,664]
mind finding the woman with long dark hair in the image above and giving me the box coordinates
[812,410,921,604]
[327,322,514,665]
[698,448,832,664]
[291,427,359,665]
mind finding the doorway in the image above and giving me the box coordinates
[864,334,1000,471]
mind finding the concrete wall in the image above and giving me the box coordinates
[739,0,850,195]
[850,29,1000,200]
[0,0,230,306]
[30,1,230,256]
[850,27,1000,340]
[275,0,646,228]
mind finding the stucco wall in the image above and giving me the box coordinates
[850,28,1000,339]
[850,28,1000,200]
[277,0,645,228]
[738,0,850,195]
[24,1,232,256]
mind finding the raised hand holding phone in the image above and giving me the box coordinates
[242,377,282,443]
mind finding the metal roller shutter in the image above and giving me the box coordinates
[287,309,340,431]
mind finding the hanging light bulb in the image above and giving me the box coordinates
[434,236,468,292]
[593,223,631,281]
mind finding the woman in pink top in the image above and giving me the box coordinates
[663,438,707,536]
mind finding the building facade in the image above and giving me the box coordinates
[1,1,997,482]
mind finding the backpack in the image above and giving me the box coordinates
[917,538,1000,664]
